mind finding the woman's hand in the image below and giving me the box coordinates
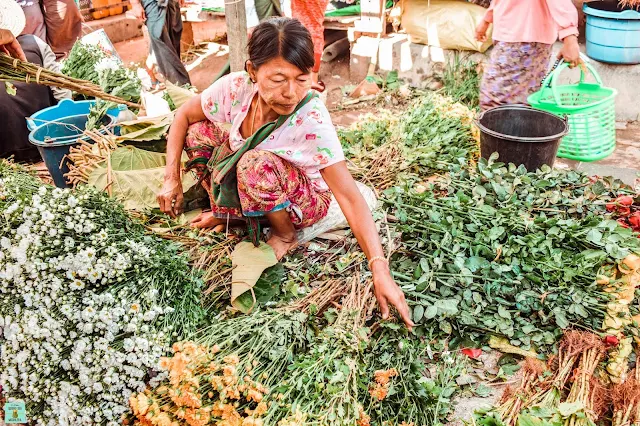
[372,263,414,331]
[475,20,490,42]
[157,177,184,218]
[0,29,26,62]
[558,35,581,68]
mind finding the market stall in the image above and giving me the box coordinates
[1,1,640,425]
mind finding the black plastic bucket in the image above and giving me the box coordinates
[476,105,569,171]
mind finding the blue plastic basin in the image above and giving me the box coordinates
[584,1,640,64]
[29,114,114,189]
[27,99,119,131]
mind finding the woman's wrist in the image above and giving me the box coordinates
[370,258,390,278]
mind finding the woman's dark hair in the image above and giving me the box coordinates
[247,17,315,74]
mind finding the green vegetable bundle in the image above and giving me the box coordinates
[62,42,142,104]
[386,156,640,351]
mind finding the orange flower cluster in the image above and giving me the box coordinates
[356,405,370,426]
[128,342,271,426]
[368,369,399,402]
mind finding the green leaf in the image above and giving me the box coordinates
[518,414,542,426]
[498,305,511,319]
[465,256,490,273]
[164,80,197,109]
[554,310,570,329]
[586,229,603,244]
[435,299,459,316]
[473,185,487,198]
[489,226,505,241]
[558,401,584,417]
[474,384,493,398]
[424,305,438,320]
[4,82,16,96]
[87,146,197,211]
[413,305,425,323]
[118,115,173,142]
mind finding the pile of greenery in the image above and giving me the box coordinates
[386,156,640,352]
[339,92,479,189]
[62,42,142,104]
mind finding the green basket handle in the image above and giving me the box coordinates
[548,62,603,108]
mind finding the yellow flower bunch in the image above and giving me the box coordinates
[128,342,273,426]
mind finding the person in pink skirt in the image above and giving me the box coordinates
[475,0,581,111]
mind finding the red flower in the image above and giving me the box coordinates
[606,202,616,212]
[629,212,640,229]
[619,207,632,216]
[461,348,482,359]
[616,195,634,207]
[618,219,631,229]
[604,335,619,347]
[306,134,317,141]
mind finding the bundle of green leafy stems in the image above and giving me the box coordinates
[384,156,640,352]
[339,91,478,190]
[362,323,465,426]
[440,54,481,109]
[62,42,142,104]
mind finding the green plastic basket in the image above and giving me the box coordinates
[528,62,618,162]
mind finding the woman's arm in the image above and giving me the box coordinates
[321,161,414,330]
[158,94,207,217]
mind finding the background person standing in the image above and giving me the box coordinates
[129,0,191,86]
[475,0,581,111]
[290,0,329,92]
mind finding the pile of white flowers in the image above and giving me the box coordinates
[0,166,203,425]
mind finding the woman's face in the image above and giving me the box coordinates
[248,57,312,116]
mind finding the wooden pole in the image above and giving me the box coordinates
[224,0,249,72]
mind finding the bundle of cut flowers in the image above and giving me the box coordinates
[0,162,204,425]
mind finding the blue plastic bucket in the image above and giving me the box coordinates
[584,1,640,65]
[29,114,114,188]
[27,99,119,131]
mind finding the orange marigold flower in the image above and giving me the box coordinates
[374,368,398,386]
[247,389,264,403]
[369,384,389,401]
[357,405,371,426]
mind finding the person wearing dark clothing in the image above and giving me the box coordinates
[0,34,71,162]
[130,0,191,86]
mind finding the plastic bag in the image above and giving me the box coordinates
[401,0,493,52]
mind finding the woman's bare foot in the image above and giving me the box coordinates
[190,211,225,229]
[266,231,298,260]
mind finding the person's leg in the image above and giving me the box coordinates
[237,150,332,259]
[480,41,553,111]
[41,0,83,59]
[144,0,191,85]
[184,120,243,229]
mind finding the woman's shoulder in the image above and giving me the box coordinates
[296,93,333,123]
